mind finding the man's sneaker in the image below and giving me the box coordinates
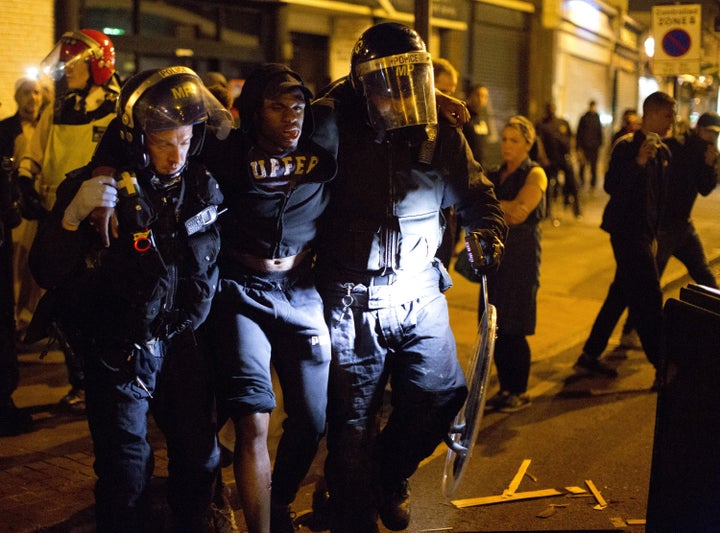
[58,387,86,415]
[573,353,618,378]
[498,393,531,413]
[484,390,510,412]
[270,502,297,533]
[620,329,642,350]
[376,478,411,531]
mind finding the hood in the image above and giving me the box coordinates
[238,63,314,141]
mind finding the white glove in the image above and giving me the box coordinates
[63,176,118,228]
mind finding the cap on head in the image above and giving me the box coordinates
[238,63,313,137]
[697,112,720,132]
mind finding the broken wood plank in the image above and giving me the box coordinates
[503,459,532,497]
[585,479,608,509]
[626,518,646,525]
[452,488,563,508]
[565,486,587,495]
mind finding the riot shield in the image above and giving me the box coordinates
[442,275,497,497]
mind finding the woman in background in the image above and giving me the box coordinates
[484,116,547,412]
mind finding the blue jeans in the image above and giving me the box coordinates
[84,329,219,533]
[319,263,467,528]
[208,261,330,506]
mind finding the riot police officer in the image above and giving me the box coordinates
[313,23,507,532]
[17,29,121,413]
[29,67,233,532]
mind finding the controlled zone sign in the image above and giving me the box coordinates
[652,4,701,76]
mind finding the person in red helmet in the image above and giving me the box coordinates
[16,29,121,414]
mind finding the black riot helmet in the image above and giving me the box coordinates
[350,22,437,133]
[118,66,233,168]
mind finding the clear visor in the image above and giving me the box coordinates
[356,51,437,132]
[123,67,233,141]
[40,34,95,82]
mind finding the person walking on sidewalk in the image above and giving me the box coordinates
[483,116,547,413]
[29,67,233,532]
[653,112,719,289]
[593,111,720,352]
[574,91,676,382]
[576,100,603,190]
[536,101,581,218]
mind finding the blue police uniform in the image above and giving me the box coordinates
[29,160,223,532]
[313,78,507,528]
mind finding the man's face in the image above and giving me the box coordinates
[256,88,305,156]
[15,81,42,122]
[624,113,641,132]
[435,72,457,95]
[697,126,720,145]
[64,58,91,90]
[146,125,193,176]
[467,87,488,113]
[645,105,676,137]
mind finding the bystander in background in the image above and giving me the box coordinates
[576,100,603,191]
[0,76,43,436]
[536,101,581,218]
[433,57,461,269]
[483,116,547,413]
[463,84,499,169]
[574,91,676,387]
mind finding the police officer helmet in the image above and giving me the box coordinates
[118,66,233,168]
[42,29,116,86]
[349,22,437,132]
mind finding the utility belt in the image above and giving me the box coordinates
[318,261,446,310]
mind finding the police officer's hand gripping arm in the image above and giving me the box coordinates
[61,175,118,231]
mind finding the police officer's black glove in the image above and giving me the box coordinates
[16,176,48,221]
[465,230,504,274]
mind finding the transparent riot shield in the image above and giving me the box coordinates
[442,274,497,497]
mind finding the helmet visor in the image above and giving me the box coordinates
[123,67,233,140]
[355,51,437,131]
[40,32,96,82]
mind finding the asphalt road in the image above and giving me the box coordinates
[2,185,719,532]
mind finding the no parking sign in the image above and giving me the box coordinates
[652,4,701,76]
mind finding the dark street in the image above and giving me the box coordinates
[2,187,719,532]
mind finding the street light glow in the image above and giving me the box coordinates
[644,36,655,58]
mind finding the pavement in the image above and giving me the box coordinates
[1,185,719,533]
